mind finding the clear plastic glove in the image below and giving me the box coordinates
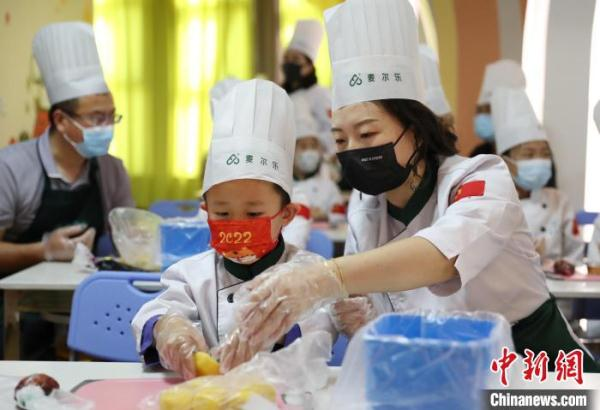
[330,296,377,337]
[42,225,96,261]
[154,314,208,380]
[219,255,347,372]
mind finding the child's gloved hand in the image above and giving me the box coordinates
[330,296,376,337]
[154,313,208,380]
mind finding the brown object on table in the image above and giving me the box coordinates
[14,373,60,400]
[588,265,600,275]
[553,260,575,276]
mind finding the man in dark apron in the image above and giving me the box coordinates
[0,22,134,358]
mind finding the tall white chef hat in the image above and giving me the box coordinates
[203,79,296,197]
[491,87,547,155]
[594,100,600,133]
[419,44,451,116]
[209,77,242,117]
[287,19,324,62]
[325,0,425,111]
[477,59,526,105]
[33,22,109,105]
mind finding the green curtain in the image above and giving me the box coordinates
[94,0,254,208]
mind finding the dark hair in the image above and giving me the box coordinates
[282,57,318,93]
[202,182,291,207]
[49,98,79,130]
[273,183,292,206]
[376,99,458,173]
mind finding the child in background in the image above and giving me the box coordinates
[291,95,345,223]
[132,80,335,379]
[492,87,584,267]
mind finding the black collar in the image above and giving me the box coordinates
[223,234,285,281]
[387,161,438,226]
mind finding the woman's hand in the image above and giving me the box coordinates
[331,296,377,337]
[218,255,347,372]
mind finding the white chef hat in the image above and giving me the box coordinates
[203,79,296,197]
[491,87,547,155]
[477,59,526,105]
[290,93,321,141]
[287,20,324,62]
[325,0,425,111]
[418,44,451,116]
[209,77,242,117]
[33,22,109,105]
[594,100,600,133]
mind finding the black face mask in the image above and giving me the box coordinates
[336,129,417,196]
[282,63,303,84]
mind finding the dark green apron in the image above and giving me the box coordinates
[512,296,600,373]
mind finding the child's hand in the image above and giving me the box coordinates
[330,296,376,337]
[154,314,208,380]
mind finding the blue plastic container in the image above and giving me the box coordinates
[160,219,211,269]
[364,313,498,410]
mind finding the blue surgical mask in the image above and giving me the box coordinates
[473,113,495,142]
[64,117,114,158]
[513,158,552,192]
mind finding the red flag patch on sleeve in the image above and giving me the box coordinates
[452,180,486,203]
[572,218,580,236]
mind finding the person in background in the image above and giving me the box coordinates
[0,22,133,277]
[492,87,584,267]
[0,22,133,359]
[132,80,336,378]
[282,19,334,156]
[419,45,454,130]
[588,100,600,274]
[470,59,526,157]
[291,95,345,223]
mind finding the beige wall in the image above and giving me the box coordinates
[0,0,92,147]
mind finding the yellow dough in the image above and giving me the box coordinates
[159,387,194,410]
[194,352,221,376]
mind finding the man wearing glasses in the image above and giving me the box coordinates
[0,22,133,277]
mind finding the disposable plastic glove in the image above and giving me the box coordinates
[330,296,377,337]
[154,313,208,380]
[42,225,95,261]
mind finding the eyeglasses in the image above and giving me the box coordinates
[64,111,123,127]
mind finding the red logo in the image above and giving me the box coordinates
[452,180,486,203]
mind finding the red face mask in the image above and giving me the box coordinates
[208,209,283,265]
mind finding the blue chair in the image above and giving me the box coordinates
[307,229,334,259]
[149,200,200,218]
[328,334,349,366]
[68,271,162,361]
[575,210,599,226]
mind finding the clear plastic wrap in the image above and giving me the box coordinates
[159,218,211,270]
[139,331,333,410]
[109,207,163,271]
[329,310,513,410]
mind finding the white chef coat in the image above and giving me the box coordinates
[345,154,550,324]
[132,242,335,350]
[282,188,313,250]
[294,166,343,221]
[521,188,585,263]
[291,85,334,155]
[589,215,600,266]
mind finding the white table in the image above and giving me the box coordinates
[546,278,600,299]
[0,361,597,409]
[0,263,161,360]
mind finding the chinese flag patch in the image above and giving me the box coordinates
[296,203,311,220]
[572,219,580,236]
[453,180,486,203]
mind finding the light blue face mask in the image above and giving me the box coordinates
[65,117,114,158]
[513,158,552,192]
[473,113,495,142]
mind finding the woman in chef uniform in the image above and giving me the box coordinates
[219,0,600,373]
[491,87,584,266]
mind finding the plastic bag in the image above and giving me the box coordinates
[0,375,93,410]
[139,331,334,410]
[329,310,513,410]
[160,218,211,270]
[109,207,163,271]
